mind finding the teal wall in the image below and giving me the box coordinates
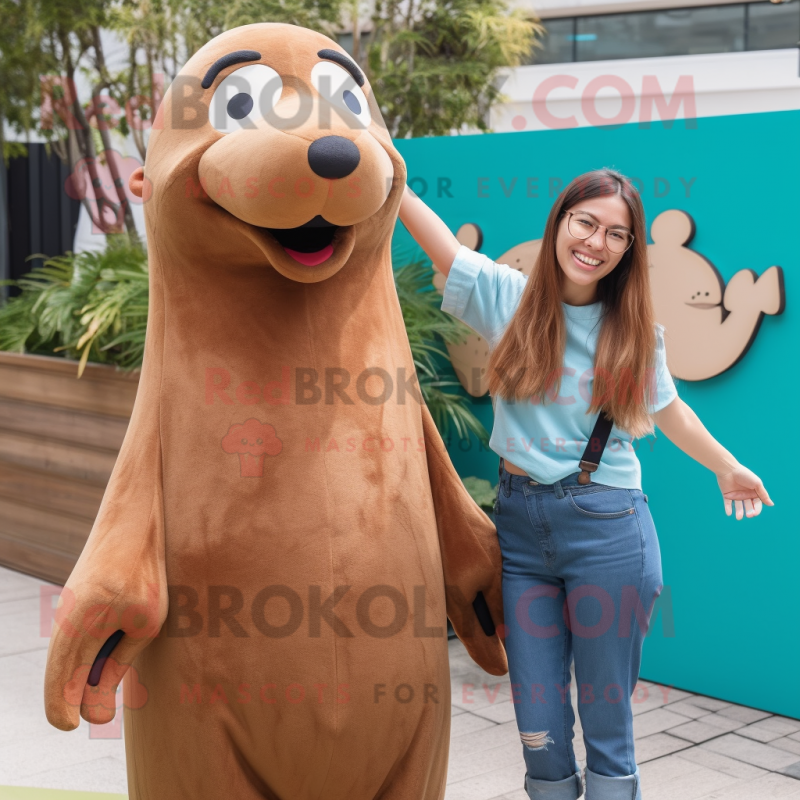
[392,111,800,719]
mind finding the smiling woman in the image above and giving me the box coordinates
[398,166,773,799]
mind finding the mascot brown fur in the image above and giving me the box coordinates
[43,22,508,800]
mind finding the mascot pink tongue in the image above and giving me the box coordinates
[285,244,334,265]
[43,22,508,800]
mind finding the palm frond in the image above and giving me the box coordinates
[393,257,490,447]
[0,235,149,375]
[2,239,490,451]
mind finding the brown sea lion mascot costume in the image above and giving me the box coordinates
[43,22,508,800]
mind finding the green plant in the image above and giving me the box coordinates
[0,239,491,447]
[393,257,489,447]
[0,235,148,375]
[461,476,497,509]
[366,0,542,138]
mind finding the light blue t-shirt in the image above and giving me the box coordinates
[441,245,679,490]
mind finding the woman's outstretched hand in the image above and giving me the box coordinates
[715,463,774,520]
[652,399,775,521]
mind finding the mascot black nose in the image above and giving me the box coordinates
[307,136,360,179]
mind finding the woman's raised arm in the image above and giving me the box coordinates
[398,184,461,278]
[652,396,773,520]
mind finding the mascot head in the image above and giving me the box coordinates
[130,23,403,283]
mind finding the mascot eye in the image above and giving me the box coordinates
[311,61,371,128]
[227,93,253,120]
[343,90,360,114]
[209,64,283,134]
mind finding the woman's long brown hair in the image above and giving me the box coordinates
[486,168,658,438]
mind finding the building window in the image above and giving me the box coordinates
[528,17,576,64]
[526,1,800,64]
[747,0,800,50]
[337,33,354,55]
[576,4,747,61]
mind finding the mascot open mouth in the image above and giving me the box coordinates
[264,215,342,267]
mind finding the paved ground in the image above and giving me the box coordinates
[447,639,800,800]
[2,563,800,799]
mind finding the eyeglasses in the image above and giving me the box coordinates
[564,211,634,254]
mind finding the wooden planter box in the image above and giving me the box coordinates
[0,352,138,585]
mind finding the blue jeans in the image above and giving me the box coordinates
[493,458,663,800]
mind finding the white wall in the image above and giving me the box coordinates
[489,48,800,132]
[511,0,786,19]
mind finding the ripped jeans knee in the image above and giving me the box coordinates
[520,730,556,751]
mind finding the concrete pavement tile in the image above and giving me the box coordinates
[447,648,477,665]
[0,598,51,658]
[715,705,774,724]
[15,647,51,671]
[650,684,693,704]
[471,700,521,725]
[640,753,741,800]
[447,659,497,678]
[0,568,55,604]
[633,707,696,738]
[630,692,674,716]
[777,762,800,781]
[737,721,792,743]
[676,745,768,780]
[668,719,742,745]
[449,663,508,685]
[0,654,67,747]
[448,665,483,683]
[693,771,800,799]
[771,738,800,757]
[684,695,733,712]
[452,681,512,713]
[445,762,527,800]
[448,721,524,759]
[451,713,498,739]
[446,742,525,784]
[701,733,800,771]
[752,717,800,736]
[666,697,723,720]
[0,652,44,700]
[635,732,694,763]
[8,756,128,795]
[699,712,749,733]
[0,718,124,783]
[631,684,691,716]
[639,751,703,782]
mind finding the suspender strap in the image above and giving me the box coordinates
[578,411,614,485]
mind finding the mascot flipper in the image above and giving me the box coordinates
[421,403,507,676]
[44,356,168,731]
